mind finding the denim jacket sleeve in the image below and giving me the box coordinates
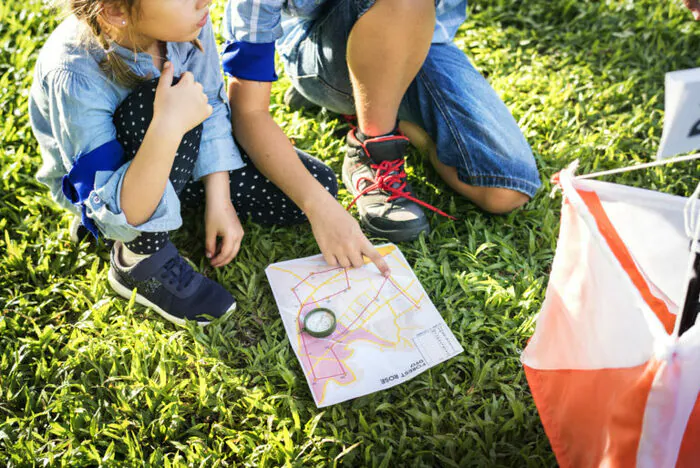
[41,69,182,241]
[188,18,245,180]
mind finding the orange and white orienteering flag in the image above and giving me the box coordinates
[522,164,700,468]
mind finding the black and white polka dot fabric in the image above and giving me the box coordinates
[111,77,338,255]
[114,77,202,255]
[180,151,338,224]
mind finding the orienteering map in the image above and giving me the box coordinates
[265,244,463,407]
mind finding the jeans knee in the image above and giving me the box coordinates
[476,187,530,214]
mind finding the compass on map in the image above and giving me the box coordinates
[302,308,337,337]
[266,243,464,407]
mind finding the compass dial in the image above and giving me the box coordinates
[303,308,336,337]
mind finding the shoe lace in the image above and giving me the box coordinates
[160,256,196,292]
[347,158,457,220]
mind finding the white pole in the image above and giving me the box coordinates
[575,153,700,180]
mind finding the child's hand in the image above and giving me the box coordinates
[205,199,244,268]
[153,62,213,136]
[307,201,390,276]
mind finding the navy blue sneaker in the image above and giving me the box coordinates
[108,241,236,326]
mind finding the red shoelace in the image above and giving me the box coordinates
[347,158,457,220]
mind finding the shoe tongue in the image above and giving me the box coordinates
[130,241,180,281]
[364,136,410,163]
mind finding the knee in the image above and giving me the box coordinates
[372,0,435,23]
[475,187,530,214]
[113,77,159,146]
[300,150,338,198]
[118,77,158,115]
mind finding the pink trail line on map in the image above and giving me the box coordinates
[305,276,396,384]
[331,276,391,343]
[296,267,424,405]
[299,318,318,381]
[387,277,420,308]
[291,266,350,307]
[330,347,347,375]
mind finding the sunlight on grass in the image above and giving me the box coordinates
[2,0,700,465]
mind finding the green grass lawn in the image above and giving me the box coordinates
[2,0,700,466]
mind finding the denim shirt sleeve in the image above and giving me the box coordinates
[188,18,245,180]
[224,0,285,43]
[221,0,282,81]
[42,69,182,241]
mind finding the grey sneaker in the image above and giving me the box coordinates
[342,128,431,242]
[108,241,236,326]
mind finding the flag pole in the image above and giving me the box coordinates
[678,251,700,337]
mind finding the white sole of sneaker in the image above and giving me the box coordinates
[107,269,236,327]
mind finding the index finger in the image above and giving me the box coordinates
[361,243,390,277]
[157,61,174,89]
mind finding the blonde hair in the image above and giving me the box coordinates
[64,0,203,88]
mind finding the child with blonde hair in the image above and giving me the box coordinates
[29,0,386,325]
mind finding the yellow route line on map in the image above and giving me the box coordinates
[308,292,402,363]
[276,246,428,396]
[390,303,423,344]
[317,366,359,404]
[336,290,375,324]
[389,277,424,305]
[330,280,423,345]
[302,279,424,358]
[387,250,410,269]
[298,273,348,313]
[310,355,348,366]
[268,265,306,283]
[294,272,350,353]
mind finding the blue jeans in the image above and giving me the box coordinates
[277,0,541,197]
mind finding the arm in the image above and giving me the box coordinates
[228,79,334,219]
[222,0,388,274]
[37,68,199,242]
[228,78,390,275]
[119,116,183,225]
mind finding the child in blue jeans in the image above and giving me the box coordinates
[223,0,541,243]
[29,0,388,326]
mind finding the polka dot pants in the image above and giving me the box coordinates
[180,151,338,224]
[112,77,338,255]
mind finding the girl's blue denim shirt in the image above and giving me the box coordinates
[29,15,244,242]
